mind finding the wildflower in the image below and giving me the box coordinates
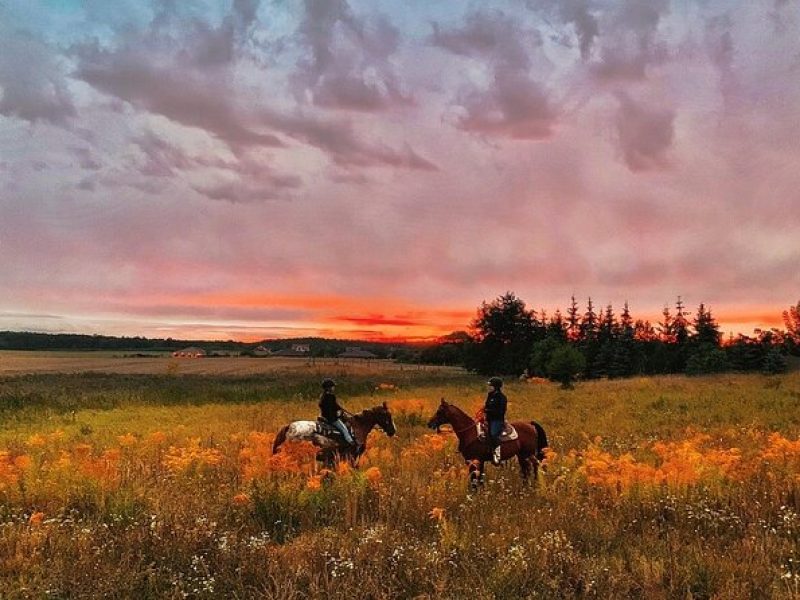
[117,433,137,447]
[0,452,19,490]
[232,493,251,507]
[73,444,93,460]
[26,434,46,449]
[164,438,224,474]
[391,398,426,415]
[147,431,167,445]
[29,512,44,526]
[364,466,382,486]
[429,507,445,521]
[336,461,352,476]
[306,475,322,491]
[13,454,32,471]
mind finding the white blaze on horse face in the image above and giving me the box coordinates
[286,421,317,441]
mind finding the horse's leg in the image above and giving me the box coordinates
[479,461,486,486]
[518,453,531,482]
[468,460,481,491]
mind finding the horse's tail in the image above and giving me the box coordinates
[530,421,548,462]
[272,425,289,455]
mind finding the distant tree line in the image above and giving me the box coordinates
[420,293,800,384]
[0,332,405,359]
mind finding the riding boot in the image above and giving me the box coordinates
[491,440,502,465]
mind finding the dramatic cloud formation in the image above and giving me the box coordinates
[1,0,799,340]
[432,10,556,139]
[292,0,412,111]
[614,92,674,170]
[0,27,76,124]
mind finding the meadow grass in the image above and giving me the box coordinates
[0,366,799,598]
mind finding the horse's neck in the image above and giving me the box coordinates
[350,412,375,438]
[447,406,476,441]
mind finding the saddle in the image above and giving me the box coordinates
[476,421,518,442]
[315,417,354,444]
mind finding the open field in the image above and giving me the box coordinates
[0,351,447,376]
[1,361,799,598]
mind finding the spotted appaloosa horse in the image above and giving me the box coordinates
[272,402,396,467]
[427,399,548,488]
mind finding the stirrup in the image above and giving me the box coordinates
[492,446,502,465]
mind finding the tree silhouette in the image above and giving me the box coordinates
[566,295,580,341]
[464,292,536,375]
[692,303,722,347]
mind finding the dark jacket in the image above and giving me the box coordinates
[319,391,343,422]
[484,390,507,421]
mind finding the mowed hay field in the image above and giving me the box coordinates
[1,357,799,599]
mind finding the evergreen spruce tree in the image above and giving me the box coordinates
[546,345,586,389]
[671,296,691,372]
[580,297,599,342]
[658,305,674,343]
[579,298,601,378]
[594,304,617,378]
[547,310,567,340]
[599,304,617,345]
[673,296,690,346]
[537,308,549,340]
[567,295,580,341]
[620,302,634,337]
[608,302,637,378]
[634,319,656,341]
[762,347,788,374]
[692,303,722,347]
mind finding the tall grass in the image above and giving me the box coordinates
[0,370,798,598]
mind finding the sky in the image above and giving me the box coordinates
[1,0,799,342]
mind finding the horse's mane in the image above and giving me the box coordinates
[351,405,385,421]
[443,401,474,423]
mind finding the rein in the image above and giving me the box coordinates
[452,421,476,436]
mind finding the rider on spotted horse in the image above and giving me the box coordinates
[484,376,507,465]
[319,378,358,450]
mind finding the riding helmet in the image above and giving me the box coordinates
[488,376,503,389]
[321,378,336,390]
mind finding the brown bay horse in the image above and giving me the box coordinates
[272,402,396,467]
[427,399,548,488]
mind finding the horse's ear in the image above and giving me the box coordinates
[382,401,388,409]
[440,397,446,406]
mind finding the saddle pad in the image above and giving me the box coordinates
[315,418,354,440]
[476,422,518,442]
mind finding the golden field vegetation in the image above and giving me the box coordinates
[0,351,448,376]
[0,364,799,599]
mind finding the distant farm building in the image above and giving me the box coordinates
[252,346,271,356]
[270,344,311,358]
[339,347,378,359]
[172,347,206,358]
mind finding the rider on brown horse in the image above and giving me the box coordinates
[485,377,507,465]
[320,379,357,449]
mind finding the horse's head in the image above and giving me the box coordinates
[371,401,397,437]
[427,398,452,431]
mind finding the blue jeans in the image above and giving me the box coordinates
[488,420,504,444]
[332,419,354,444]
